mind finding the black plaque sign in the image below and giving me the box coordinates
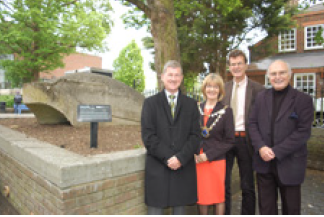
[77,105,112,148]
[77,105,112,122]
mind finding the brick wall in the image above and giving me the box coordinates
[249,8,324,62]
[0,150,146,215]
[0,123,245,215]
[296,11,324,54]
[40,53,102,80]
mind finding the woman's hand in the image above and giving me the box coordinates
[195,153,208,164]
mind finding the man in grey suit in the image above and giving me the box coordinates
[249,60,314,214]
[141,60,201,215]
[223,50,264,215]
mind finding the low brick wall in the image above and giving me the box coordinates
[1,124,321,215]
[0,125,146,214]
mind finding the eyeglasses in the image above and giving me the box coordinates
[268,70,288,77]
[229,62,245,67]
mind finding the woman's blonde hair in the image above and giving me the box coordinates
[201,73,225,101]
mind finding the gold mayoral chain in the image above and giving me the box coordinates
[198,105,228,138]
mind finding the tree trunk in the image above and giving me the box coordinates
[147,0,180,90]
[33,70,39,82]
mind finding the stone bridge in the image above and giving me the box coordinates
[22,73,144,126]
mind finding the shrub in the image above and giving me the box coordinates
[0,95,14,108]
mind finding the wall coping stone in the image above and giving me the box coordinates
[0,124,146,189]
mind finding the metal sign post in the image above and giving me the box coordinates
[77,105,112,148]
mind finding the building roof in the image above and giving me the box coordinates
[304,3,324,12]
[249,51,324,70]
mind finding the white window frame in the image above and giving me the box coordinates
[294,73,316,97]
[264,75,272,89]
[304,24,324,50]
[278,28,297,52]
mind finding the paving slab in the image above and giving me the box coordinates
[230,169,324,215]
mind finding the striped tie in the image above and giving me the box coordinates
[169,95,175,118]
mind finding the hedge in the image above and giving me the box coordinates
[0,95,14,108]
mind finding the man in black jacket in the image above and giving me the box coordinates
[249,60,313,214]
[141,60,201,215]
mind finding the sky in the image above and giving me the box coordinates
[96,1,157,90]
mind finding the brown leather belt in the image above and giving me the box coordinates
[235,131,246,137]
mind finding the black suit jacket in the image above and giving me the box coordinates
[249,86,314,185]
[223,78,265,154]
[141,90,201,208]
[199,101,235,161]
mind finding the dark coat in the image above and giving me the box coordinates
[199,102,235,161]
[141,90,201,208]
[223,78,265,155]
[249,86,314,185]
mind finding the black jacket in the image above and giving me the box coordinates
[199,101,235,161]
[141,90,201,208]
[249,86,314,185]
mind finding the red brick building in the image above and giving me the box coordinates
[246,3,324,98]
[40,53,102,80]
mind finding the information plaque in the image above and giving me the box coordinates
[77,105,112,148]
[77,105,112,122]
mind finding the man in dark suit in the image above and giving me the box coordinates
[249,60,314,215]
[141,60,201,215]
[223,50,264,215]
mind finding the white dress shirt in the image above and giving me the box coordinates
[165,90,179,113]
[232,76,248,131]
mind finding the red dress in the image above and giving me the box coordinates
[196,108,226,205]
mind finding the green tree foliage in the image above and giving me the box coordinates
[121,0,298,80]
[113,40,145,92]
[0,0,112,86]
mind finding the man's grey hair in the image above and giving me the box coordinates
[163,60,183,74]
[266,59,292,77]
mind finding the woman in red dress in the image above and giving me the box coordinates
[196,73,235,215]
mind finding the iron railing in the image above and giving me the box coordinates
[143,88,324,128]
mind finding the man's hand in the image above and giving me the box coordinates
[167,156,181,170]
[195,153,208,164]
[259,146,275,162]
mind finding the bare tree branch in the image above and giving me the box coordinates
[117,0,151,17]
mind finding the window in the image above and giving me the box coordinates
[278,29,296,52]
[264,76,272,89]
[294,73,316,96]
[304,24,324,50]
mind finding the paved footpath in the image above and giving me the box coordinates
[231,169,324,215]
[0,113,34,119]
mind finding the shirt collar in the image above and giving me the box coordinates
[233,76,248,87]
[164,89,179,101]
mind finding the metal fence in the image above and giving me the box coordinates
[142,88,204,102]
[142,88,324,128]
[312,88,324,128]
